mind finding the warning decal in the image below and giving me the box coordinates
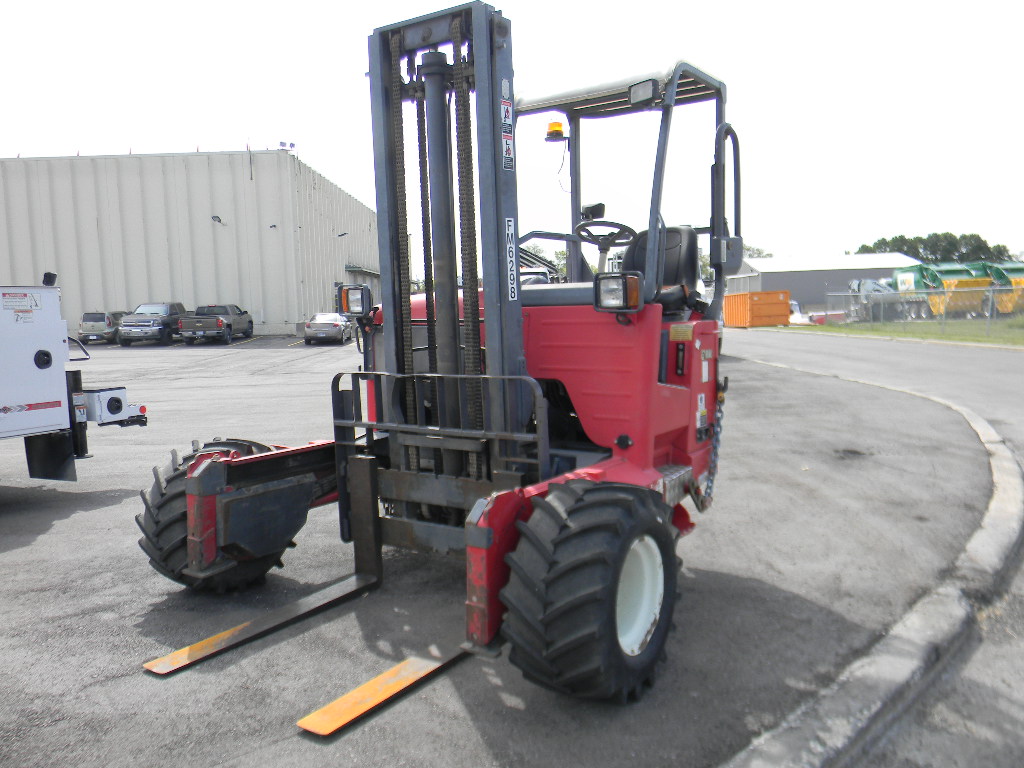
[500,100,513,135]
[500,99,515,171]
[669,324,693,342]
[505,218,518,301]
[3,292,41,311]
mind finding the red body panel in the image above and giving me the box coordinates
[523,303,718,478]
[369,293,719,646]
[367,294,721,646]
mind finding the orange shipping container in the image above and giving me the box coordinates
[723,291,790,328]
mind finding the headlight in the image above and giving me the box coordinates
[599,279,626,307]
[594,272,643,313]
[346,289,364,315]
[339,284,372,317]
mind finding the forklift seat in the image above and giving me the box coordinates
[621,226,700,292]
[521,225,700,308]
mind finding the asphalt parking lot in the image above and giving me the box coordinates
[0,335,996,767]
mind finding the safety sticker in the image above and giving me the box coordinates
[500,99,515,171]
[502,136,515,171]
[505,218,519,301]
[697,393,708,428]
[500,100,513,135]
[3,292,41,311]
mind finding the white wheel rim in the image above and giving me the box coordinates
[616,534,665,656]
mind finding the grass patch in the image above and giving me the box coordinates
[780,316,1024,346]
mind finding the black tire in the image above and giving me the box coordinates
[183,337,196,345]
[221,328,232,344]
[80,338,90,345]
[243,322,253,339]
[135,439,285,591]
[120,338,132,347]
[304,338,312,345]
[500,480,678,702]
[158,328,172,345]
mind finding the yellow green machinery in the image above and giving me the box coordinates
[967,261,1024,315]
[894,263,991,318]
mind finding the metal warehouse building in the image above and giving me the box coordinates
[726,251,920,309]
[0,150,379,335]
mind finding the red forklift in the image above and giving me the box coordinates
[137,1,742,721]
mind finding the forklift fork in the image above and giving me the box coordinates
[143,455,384,675]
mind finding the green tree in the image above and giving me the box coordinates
[856,233,1011,264]
[554,249,567,277]
[743,244,773,259]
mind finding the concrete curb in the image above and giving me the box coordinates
[720,359,1024,768]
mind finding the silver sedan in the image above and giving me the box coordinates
[304,313,353,345]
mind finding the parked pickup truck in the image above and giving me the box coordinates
[179,304,254,344]
[119,302,188,346]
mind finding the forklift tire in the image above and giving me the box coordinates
[500,480,678,702]
[136,439,285,591]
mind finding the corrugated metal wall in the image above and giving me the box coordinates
[0,150,378,334]
[727,267,901,309]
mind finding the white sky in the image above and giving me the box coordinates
[3,0,1022,260]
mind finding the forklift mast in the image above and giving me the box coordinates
[368,2,526,448]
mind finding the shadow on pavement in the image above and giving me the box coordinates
[0,485,139,555]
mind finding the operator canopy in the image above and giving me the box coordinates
[516,62,724,118]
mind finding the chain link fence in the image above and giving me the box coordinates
[820,286,1023,336]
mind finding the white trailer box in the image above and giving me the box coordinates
[0,287,70,440]
[1,283,147,481]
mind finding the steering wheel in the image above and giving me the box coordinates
[573,220,637,252]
